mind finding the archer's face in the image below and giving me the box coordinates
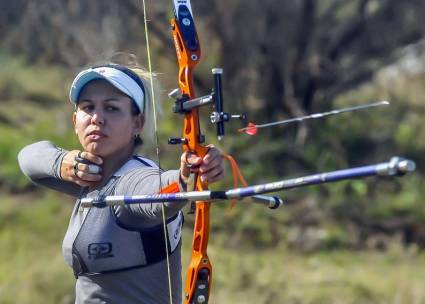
[73,79,143,157]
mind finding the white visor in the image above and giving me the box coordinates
[69,66,145,114]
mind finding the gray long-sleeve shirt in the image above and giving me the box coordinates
[18,141,185,304]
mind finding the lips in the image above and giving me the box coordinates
[86,130,107,141]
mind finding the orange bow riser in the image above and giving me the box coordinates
[169,1,212,303]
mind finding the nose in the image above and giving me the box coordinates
[91,109,105,125]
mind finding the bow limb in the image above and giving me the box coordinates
[170,1,212,303]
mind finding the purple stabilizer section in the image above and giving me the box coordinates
[319,165,377,182]
[227,165,378,199]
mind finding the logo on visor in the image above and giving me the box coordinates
[88,242,114,260]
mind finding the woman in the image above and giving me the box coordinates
[18,63,224,304]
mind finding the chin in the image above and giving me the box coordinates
[84,141,132,158]
[84,142,110,157]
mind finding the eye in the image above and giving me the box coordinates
[106,105,120,112]
[79,104,94,112]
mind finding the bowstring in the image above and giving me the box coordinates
[141,1,174,303]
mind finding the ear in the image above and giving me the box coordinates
[72,112,78,134]
[133,114,144,135]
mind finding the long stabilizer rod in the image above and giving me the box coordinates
[80,156,415,209]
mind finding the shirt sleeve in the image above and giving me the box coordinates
[113,167,187,228]
[17,140,82,197]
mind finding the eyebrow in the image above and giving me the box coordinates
[78,98,123,103]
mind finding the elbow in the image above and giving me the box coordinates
[17,146,32,179]
[17,140,55,180]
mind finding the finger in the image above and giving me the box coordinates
[185,153,202,166]
[74,163,102,181]
[180,152,202,178]
[79,163,103,174]
[200,165,224,182]
[80,151,103,165]
[200,167,225,183]
[76,171,102,182]
[181,152,199,166]
[200,154,223,173]
[202,147,222,165]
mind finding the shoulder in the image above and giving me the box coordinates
[114,155,159,178]
[131,155,158,169]
[114,156,161,195]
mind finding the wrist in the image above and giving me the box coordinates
[179,173,188,192]
[55,149,68,180]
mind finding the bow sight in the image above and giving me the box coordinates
[168,68,246,144]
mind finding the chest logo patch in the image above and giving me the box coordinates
[88,242,114,260]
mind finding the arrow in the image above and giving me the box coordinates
[238,101,390,135]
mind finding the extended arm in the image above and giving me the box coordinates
[17,141,82,197]
[113,168,186,228]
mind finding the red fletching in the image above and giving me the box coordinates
[239,122,258,135]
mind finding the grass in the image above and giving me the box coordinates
[183,221,425,304]
[207,243,425,304]
[0,192,425,304]
[0,192,75,304]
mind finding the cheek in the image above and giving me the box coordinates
[74,112,90,133]
[75,110,90,120]
[111,121,135,140]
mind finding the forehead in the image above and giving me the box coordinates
[78,79,130,101]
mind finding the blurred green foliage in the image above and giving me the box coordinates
[0,53,79,189]
[0,50,423,249]
[0,0,424,301]
[1,192,425,304]
[0,193,75,303]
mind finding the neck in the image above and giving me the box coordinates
[91,144,134,190]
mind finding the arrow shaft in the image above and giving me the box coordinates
[242,101,389,131]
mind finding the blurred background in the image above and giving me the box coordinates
[0,0,424,303]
